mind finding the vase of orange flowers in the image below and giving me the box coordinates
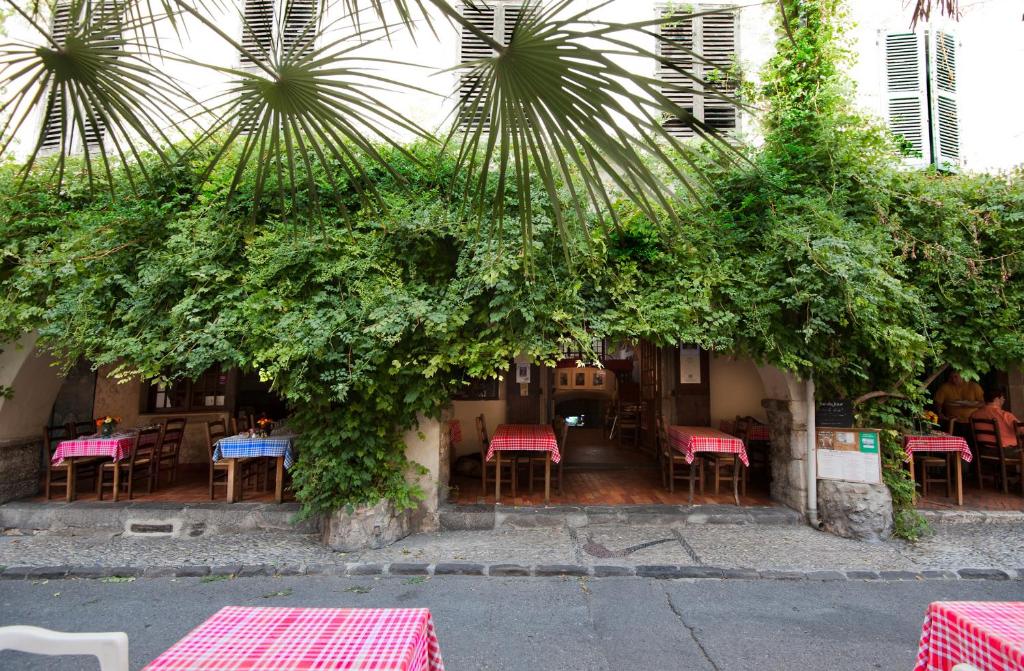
[96,416,121,438]
[915,410,940,435]
[256,416,273,438]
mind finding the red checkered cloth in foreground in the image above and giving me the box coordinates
[144,607,445,671]
[904,434,973,463]
[669,426,750,467]
[486,424,561,464]
[51,434,134,466]
[914,601,1024,671]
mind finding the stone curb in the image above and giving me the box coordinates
[2,563,1021,582]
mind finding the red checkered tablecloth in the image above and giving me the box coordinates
[144,607,445,671]
[904,434,973,463]
[486,424,561,464]
[747,424,770,442]
[669,425,749,467]
[52,433,134,466]
[448,420,462,445]
[914,601,1024,671]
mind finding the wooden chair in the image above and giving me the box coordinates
[702,419,744,498]
[918,452,954,499]
[66,419,99,439]
[972,417,1023,494]
[657,416,703,497]
[232,414,253,434]
[96,426,161,501]
[617,401,643,449]
[476,414,515,497]
[206,419,233,500]
[529,417,569,495]
[42,424,99,500]
[154,418,186,487]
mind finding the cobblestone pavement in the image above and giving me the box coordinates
[2,520,1022,576]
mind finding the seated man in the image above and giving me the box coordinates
[934,370,984,424]
[970,387,1021,449]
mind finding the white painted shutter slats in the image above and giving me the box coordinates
[930,30,959,169]
[281,0,319,60]
[39,2,73,150]
[240,0,274,69]
[884,31,929,168]
[657,6,737,139]
[457,2,496,130]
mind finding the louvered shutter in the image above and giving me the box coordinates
[700,9,737,133]
[240,0,274,70]
[39,2,72,151]
[281,0,319,60]
[80,0,121,148]
[657,5,737,139]
[884,32,930,168]
[929,30,959,170]
[657,11,695,138]
[457,2,497,130]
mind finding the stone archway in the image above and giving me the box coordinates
[753,364,811,514]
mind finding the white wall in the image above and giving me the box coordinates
[0,333,66,441]
[709,354,767,427]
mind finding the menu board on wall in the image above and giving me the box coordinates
[816,428,882,485]
[816,400,855,428]
[679,346,702,384]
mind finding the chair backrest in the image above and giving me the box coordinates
[42,425,71,459]
[733,415,750,440]
[133,425,164,462]
[557,417,570,456]
[205,419,228,458]
[67,419,98,439]
[234,414,251,433]
[0,625,128,671]
[475,414,489,456]
[656,415,669,452]
[160,418,186,457]
[971,417,1001,454]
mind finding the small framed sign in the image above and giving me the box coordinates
[515,363,531,384]
[816,400,854,428]
[815,428,882,484]
[679,346,702,384]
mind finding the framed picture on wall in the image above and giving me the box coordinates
[575,372,586,386]
[558,371,569,386]
[516,363,531,384]
[592,371,605,386]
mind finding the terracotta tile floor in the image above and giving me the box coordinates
[915,484,1024,511]
[33,464,294,504]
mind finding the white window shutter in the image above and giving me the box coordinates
[80,0,121,148]
[657,5,738,139]
[39,1,73,151]
[240,0,274,70]
[700,8,738,134]
[884,32,930,168]
[281,0,319,60]
[929,30,959,170]
[457,2,498,130]
[657,10,696,138]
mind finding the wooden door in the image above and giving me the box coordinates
[673,346,710,426]
[639,340,661,452]
[506,363,542,424]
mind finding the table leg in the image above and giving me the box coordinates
[955,455,963,506]
[495,452,501,502]
[544,452,551,506]
[112,460,121,503]
[274,456,284,504]
[909,454,916,505]
[66,459,76,503]
[733,455,740,506]
[688,458,695,505]
[226,459,238,504]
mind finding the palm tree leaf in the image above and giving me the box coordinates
[0,0,202,192]
[443,0,745,259]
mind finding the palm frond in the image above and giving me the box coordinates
[0,0,201,192]
[444,0,745,258]
[180,1,437,217]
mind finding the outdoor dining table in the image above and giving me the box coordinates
[904,433,973,506]
[486,424,561,504]
[52,432,136,503]
[213,434,296,504]
[668,425,750,505]
[143,606,445,671]
[914,601,1024,671]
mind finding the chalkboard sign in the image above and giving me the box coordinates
[816,400,854,428]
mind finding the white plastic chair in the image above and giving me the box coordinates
[0,625,129,671]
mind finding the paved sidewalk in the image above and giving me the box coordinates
[2,519,1023,580]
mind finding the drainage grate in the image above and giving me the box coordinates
[129,523,174,534]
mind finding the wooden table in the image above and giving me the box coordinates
[52,434,135,502]
[904,433,973,506]
[143,606,445,670]
[668,425,750,505]
[213,435,295,504]
[486,424,560,504]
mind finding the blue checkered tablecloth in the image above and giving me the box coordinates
[213,435,296,468]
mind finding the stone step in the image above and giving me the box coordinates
[439,503,803,530]
[0,500,319,537]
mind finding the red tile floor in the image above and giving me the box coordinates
[34,464,294,504]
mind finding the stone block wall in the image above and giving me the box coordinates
[763,398,808,513]
[0,437,41,504]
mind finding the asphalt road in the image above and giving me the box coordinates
[1,576,1022,670]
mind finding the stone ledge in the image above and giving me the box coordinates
[0,562,1018,582]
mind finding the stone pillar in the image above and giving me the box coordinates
[0,437,41,504]
[762,398,807,513]
[402,414,443,533]
[817,480,893,542]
